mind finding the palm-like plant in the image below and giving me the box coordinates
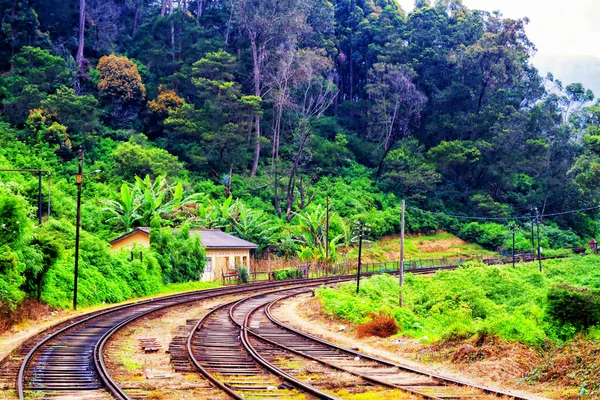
[290,205,327,248]
[103,183,140,232]
[232,203,279,251]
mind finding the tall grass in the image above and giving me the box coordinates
[317,255,600,347]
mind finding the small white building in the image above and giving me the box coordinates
[109,228,258,281]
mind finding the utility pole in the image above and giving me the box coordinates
[73,148,84,310]
[353,221,369,294]
[399,199,405,306]
[325,195,330,275]
[531,218,535,256]
[509,223,517,268]
[356,221,363,294]
[535,207,542,272]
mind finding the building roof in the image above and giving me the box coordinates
[110,227,258,249]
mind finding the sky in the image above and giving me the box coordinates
[397,0,600,59]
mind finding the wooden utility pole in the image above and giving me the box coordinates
[356,221,363,294]
[535,207,542,272]
[509,223,517,268]
[325,195,330,275]
[399,199,405,306]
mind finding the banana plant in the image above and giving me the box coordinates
[232,203,279,251]
[103,183,141,232]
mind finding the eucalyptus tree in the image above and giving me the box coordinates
[233,0,312,176]
[365,63,426,176]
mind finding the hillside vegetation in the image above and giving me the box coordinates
[317,257,600,345]
[1,0,600,320]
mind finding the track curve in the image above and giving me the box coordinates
[16,277,346,399]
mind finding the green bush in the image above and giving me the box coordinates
[316,256,600,347]
[237,265,249,284]
[547,284,600,332]
[272,268,303,280]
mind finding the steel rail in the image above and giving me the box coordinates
[186,283,350,400]
[265,291,533,400]
[240,292,432,397]
[231,291,342,400]
[17,276,346,399]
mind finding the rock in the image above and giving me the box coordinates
[354,356,360,361]
[267,386,278,391]
[338,325,346,332]
[391,339,404,344]
[412,340,420,344]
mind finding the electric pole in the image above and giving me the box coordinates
[73,148,84,310]
[399,199,405,306]
[535,207,542,272]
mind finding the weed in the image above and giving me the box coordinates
[356,311,398,338]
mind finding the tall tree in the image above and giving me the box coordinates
[283,49,337,221]
[365,63,427,176]
[76,0,86,71]
[234,0,311,177]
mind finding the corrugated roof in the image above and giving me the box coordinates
[110,227,258,249]
[191,229,258,249]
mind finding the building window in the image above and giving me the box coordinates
[205,257,212,272]
[243,256,248,266]
[234,256,241,267]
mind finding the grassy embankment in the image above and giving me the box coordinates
[317,255,600,345]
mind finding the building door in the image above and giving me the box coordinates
[201,257,213,281]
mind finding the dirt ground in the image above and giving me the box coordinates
[103,295,238,400]
[271,293,556,400]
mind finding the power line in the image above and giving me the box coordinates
[540,205,600,218]
[407,204,600,223]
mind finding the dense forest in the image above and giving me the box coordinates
[1,0,600,316]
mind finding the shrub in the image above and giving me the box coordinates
[459,222,505,249]
[356,311,398,338]
[547,284,600,332]
[272,268,303,280]
[237,265,249,284]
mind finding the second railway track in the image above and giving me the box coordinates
[4,266,540,400]
[187,286,531,400]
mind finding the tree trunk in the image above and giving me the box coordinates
[285,121,310,220]
[10,0,16,70]
[170,0,175,61]
[161,0,167,16]
[132,2,140,37]
[196,0,204,20]
[76,0,86,71]
[250,38,262,177]
[375,144,393,178]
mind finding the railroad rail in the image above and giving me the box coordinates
[6,264,538,399]
[13,277,347,400]
[262,290,531,399]
[188,286,531,400]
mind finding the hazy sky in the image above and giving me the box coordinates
[397,0,600,59]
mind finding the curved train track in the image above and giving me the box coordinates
[12,277,346,399]
[3,267,537,399]
[187,286,530,400]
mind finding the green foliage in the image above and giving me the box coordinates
[2,47,71,125]
[272,269,303,280]
[237,265,249,284]
[149,219,206,283]
[0,0,598,321]
[112,139,184,181]
[547,284,600,332]
[317,256,600,347]
[459,222,506,249]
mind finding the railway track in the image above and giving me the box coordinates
[11,277,346,400]
[188,286,530,400]
[5,265,538,399]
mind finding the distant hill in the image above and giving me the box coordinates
[533,55,600,99]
